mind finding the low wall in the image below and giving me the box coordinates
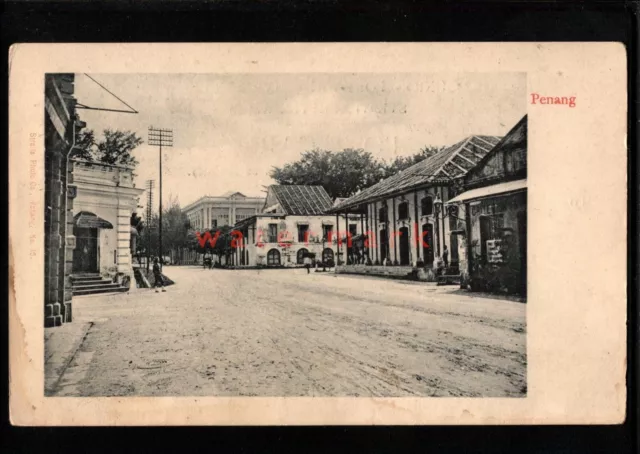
[336,265,440,282]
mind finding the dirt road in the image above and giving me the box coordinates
[48,266,526,397]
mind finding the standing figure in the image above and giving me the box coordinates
[153,257,166,293]
[442,245,449,269]
[303,254,312,274]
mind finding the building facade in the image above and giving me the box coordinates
[329,135,502,281]
[183,192,265,231]
[70,160,145,285]
[448,116,527,295]
[44,74,85,327]
[233,185,362,267]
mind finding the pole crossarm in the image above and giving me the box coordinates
[147,127,175,270]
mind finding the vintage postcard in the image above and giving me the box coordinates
[9,43,627,425]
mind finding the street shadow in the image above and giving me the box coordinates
[448,289,526,304]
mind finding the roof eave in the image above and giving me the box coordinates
[327,178,454,213]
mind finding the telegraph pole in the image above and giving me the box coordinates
[148,127,173,270]
[145,180,155,272]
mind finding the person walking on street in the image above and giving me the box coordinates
[303,254,312,274]
[153,257,166,292]
[442,245,449,269]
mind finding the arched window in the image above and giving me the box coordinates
[322,248,335,264]
[421,196,433,216]
[267,249,281,266]
[297,248,309,264]
[378,206,388,222]
[398,201,409,220]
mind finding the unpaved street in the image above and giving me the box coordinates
[48,266,526,397]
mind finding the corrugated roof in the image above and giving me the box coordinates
[330,135,501,212]
[269,185,334,215]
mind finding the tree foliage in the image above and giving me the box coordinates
[382,145,445,177]
[270,146,446,199]
[75,128,143,167]
[141,196,191,258]
[270,148,384,199]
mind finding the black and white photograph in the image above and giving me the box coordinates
[42,72,527,398]
[9,43,626,426]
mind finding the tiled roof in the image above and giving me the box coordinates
[269,185,334,215]
[330,135,501,212]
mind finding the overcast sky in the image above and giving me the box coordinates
[74,73,526,209]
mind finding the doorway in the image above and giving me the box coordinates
[399,227,410,265]
[73,227,99,273]
[379,229,388,263]
[267,248,281,266]
[479,216,492,261]
[517,210,527,295]
[422,223,434,266]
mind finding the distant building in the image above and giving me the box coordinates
[447,115,527,295]
[70,160,144,286]
[183,191,265,231]
[233,185,363,267]
[328,134,502,281]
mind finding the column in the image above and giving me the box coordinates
[373,201,379,264]
[345,208,350,264]
[45,150,64,327]
[62,157,75,322]
[116,197,133,287]
[335,212,340,267]
[392,197,397,264]
[414,190,420,265]
[365,204,370,263]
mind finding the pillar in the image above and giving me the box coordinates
[335,212,340,267]
[44,150,64,328]
[373,201,378,264]
[392,197,398,264]
[414,190,420,265]
[63,161,76,323]
[116,201,134,287]
[365,204,370,263]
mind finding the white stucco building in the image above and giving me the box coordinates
[233,185,363,267]
[69,159,144,284]
[183,191,265,230]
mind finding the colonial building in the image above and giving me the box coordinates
[328,135,502,281]
[70,160,145,288]
[44,74,85,327]
[447,115,527,295]
[183,191,265,231]
[233,185,362,267]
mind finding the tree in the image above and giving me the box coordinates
[270,148,386,199]
[75,128,143,167]
[145,195,191,260]
[270,146,446,199]
[383,145,445,177]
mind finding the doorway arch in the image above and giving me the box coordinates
[422,223,434,266]
[297,248,309,264]
[72,211,113,273]
[267,248,281,266]
[399,226,410,265]
[322,248,334,264]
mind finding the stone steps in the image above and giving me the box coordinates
[71,274,128,296]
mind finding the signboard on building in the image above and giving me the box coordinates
[486,239,504,263]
